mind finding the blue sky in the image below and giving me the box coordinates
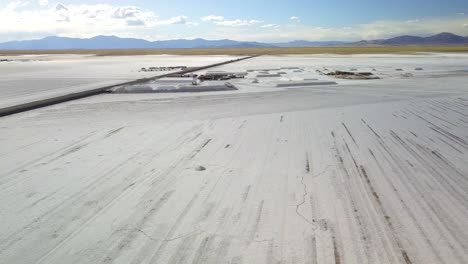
[133,0,468,26]
[0,0,467,42]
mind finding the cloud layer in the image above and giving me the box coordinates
[0,1,196,41]
[0,1,467,42]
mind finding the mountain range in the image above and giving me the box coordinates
[0,33,467,50]
[353,32,468,46]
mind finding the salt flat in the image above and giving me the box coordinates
[0,54,241,109]
[0,53,467,264]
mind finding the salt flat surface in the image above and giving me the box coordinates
[0,54,468,264]
[0,55,241,108]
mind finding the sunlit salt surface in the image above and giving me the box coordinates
[0,53,467,264]
[0,54,242,108]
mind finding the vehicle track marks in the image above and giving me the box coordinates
[342,122,357,145]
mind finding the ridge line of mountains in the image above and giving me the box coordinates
[0,32,467,50]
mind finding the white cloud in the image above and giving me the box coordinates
[0,3,157,28]
[290,16,300,22]
[201,14,263,27]
[0,3,199,41]
[55,3,68,12]
[126,19,145,26]
[215,19,262,27]
[405,19,420,24]
[186,22,199,27]
[6,0,29,10]
[464,24,468,28]
[112,6,142,19]
[262,24,280,29]
[201,15,224,22]
[39,0,48,6]
[156,16,187,25]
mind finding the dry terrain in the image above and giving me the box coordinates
[0,53,467,264]
[1,46,468,56]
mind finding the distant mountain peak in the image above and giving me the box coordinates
[354,32,468,46]
[432,32,459,37]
